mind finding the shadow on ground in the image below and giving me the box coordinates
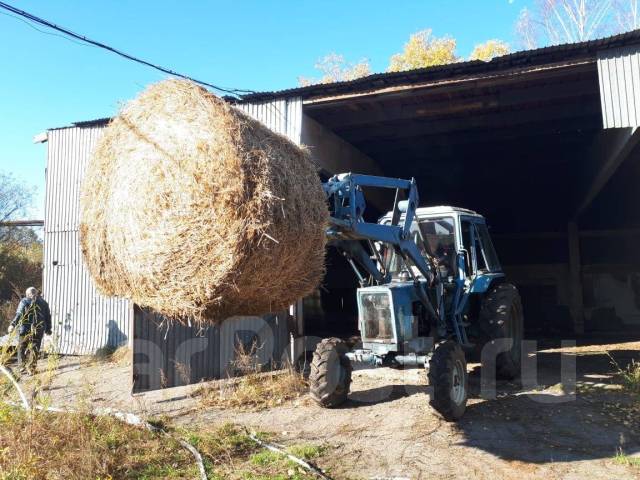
[461,347,639,464]
[345,383,424,407]
[345,341,640,464]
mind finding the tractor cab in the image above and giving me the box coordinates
[354,206,508,359]
[378,206,504,287]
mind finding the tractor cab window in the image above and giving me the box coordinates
[384,221,426,277]
[461,220,501,275]
[476,223,501,271]
[418,217,456,278]
[384,216,456,279]
[461,221,475,274]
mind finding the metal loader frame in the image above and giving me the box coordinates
[323,173,477,348]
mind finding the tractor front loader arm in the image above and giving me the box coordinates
[322,173,436,287]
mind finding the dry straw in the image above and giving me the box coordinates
[80,79,327,325]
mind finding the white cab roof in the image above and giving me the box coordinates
[379,205,484,224]
[414,206,480,217]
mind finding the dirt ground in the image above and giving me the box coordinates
[9,338,640,480]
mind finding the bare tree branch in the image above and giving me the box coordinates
[516,0,624,49]
[615,0,640,31]
[0,172,34,243]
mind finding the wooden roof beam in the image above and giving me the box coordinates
[336,99,602,143]
[309,78,598,130]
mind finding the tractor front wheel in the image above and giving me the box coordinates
[309,338,352,408]
[428,341,468,421]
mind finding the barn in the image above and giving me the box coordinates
[41,30,640,390]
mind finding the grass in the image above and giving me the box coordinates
[0,300,15,334]
[607,352,640,394]
[90,345,131,366]
[194,342,308,411]
[169,423,328,479]
[195,368,308,411]
[0,404,328,480]
[614,447,640,468]
[0,403,197,479]
[618,359,640,394]
[0,341,325,478]
[246,441,327,480]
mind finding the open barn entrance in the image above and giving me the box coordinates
[300,58,640,339]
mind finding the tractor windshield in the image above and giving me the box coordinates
[384,217,456,279]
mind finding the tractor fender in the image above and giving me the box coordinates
[469,272,506,294]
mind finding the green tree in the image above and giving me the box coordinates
[388,29,459,72]
[298,53,371,86]
[469,40,510,62]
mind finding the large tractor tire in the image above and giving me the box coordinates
[309,338,352,408]
[479,282,524,380]
[428,341,468,421]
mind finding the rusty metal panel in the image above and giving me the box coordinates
[132,307,290,393]
[43,230,132,355]
[235,97,302,145]
[598,45,640,128]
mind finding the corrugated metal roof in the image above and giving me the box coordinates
[49,30,640,131]
[72,118,111,128]
[239,29,640,103]
[48,118,111,131]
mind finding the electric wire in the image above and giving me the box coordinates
[0,1,256,97]
[0,1,296,145]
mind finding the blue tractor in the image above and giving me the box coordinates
[309,173,523,420]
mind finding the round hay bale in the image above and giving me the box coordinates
[80,79,328,324]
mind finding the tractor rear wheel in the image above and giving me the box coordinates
[479,282,524,379]
[428,341,468,421]
[309,338,352,408]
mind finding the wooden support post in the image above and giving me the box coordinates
[295,299,304,336]
[568,222,585,334]
[287,299,305,364]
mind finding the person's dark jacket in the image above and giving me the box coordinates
[10,297,52,336]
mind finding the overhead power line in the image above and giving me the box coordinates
[0,1,256,97]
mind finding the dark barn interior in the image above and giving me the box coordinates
[292,43,640,340]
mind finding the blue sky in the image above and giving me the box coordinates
[0,0,527,218]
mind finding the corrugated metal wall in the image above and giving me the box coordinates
[44,127,132,355]
[132,307,290,393]
[598,45,640,129]
[235,97,302,144]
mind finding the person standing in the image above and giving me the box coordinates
[7,287,52,374]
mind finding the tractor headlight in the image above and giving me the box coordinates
[359,290,395,342]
